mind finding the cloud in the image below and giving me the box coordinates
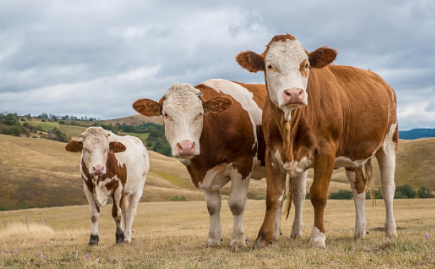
[0,0,434,130]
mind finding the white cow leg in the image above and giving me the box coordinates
[83,183,100,246]
[376,144,398,238]
[121,195,129,232]
[204,189,222,248]
[112,186,125,244]
[291,171,307,238]
[228,170,250,250]
[124,189,143,243]
[345,167,367,239]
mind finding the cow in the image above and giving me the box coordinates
[65,127,149,245]
[236,34,398,249]
[133,79,283,250]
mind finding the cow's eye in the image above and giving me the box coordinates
[305,63,309,68]
[267,65,273,69]
[163,113,168,118]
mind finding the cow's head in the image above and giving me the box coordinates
[236,34,337,121]
[65,127,126,205]
[133,83,232,165]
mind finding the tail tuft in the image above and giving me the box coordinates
[285,174,292,220]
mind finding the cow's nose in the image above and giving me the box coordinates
[283,88,305,104]
[176,140,196,157]
[92,165,104,175]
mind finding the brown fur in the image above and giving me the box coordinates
[239,35,397,246]
[235,51,265,73]
[203,96,233,114]
[65,141,83,152]
[132,98,162,117]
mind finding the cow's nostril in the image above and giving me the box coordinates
[191,142,196,149]
[177,143,183,151]
[299,89,304,96]
[284,91,291,96]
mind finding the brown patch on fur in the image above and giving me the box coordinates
[109,142,126,153]
[65,141,83,152]
[300,59,309,78]
[309,47,337,68]
[91,215,97,223]
[345,167,366,194]
[133,98,162,117]
[203,96,232,114]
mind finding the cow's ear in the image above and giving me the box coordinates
[203,96,232,115]
[235,50,265,73]
[309,47,337,68]
[65,141,83,152]
[133,99,162,117]
[109,142,126,153]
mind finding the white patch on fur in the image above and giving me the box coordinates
[198,163,232,191]
[310,226,326,248]
[204,189,222,247]
[334,156,369,168]
[203,79,262,149]
[273,149,311,177]
[291,171,307,238]
[265,39,309,120]
[345,169,367,239]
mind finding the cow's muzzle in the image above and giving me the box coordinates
[282,88,306,106]
[176,140,196,159]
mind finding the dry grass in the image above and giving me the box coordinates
[0,199,434,268]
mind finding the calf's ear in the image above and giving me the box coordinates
[235,50,265,73]
[133,99,162,117]
[65,141,83,152]
[309,47,337,68]
[203,96,232,115]
[109,142,126,153]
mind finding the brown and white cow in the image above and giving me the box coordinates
[236,34,398,248]
[66,127,149,245]
[133,79,280,249]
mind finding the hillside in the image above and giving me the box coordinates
[399,128,435,140]
[1,134,434,210]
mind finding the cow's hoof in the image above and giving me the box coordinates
[88,234,99,246]
[206,238,221,248]
[354,229,366,239]
[291,223,304,239]
[230,238,247,251]
[309,226,326,248]
[252,238,268,250]
[116,232,126,244]
[386,231,398,239]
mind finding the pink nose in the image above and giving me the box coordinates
[92,165,104,175]
[283,88,305,105]
[176,140,196,157]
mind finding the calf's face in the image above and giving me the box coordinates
[133,83,231,163]
[236,34,337,121]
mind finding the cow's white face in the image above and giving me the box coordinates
[265,39,310,120]
[81,129,111,175]
[162,83,204,159]
[133,83,232,165]
[236,34,337,121]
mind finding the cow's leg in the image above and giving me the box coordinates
[345,167,367,239]
[273,183,285,241]
[228,169,250,250]
[112,186,125,244]
[309,154,334,248]
[204,189,222,248]
[291,170,308,238]
[376,143,398,238]
[124,188,143,243]
[83,183,100,246]
[121,195,129,234]
[253,150,286,249]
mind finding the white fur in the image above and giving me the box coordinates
[291,171,307,238]
[204,189,222,247]
[265,39,309,121]
[273,189,285,240]
[203,79,262,149]
[273,149,311,177]
[334,156,369,168]
[198,163,232,190]
[310,226,326,248]
[376,122,398,238]
[345,169,367,239]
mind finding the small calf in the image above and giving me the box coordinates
[66,127,149,245]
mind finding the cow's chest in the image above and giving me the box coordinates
[197,163,232,191]
[272,149,312,177]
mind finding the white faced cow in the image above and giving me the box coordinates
[66,127,149,245]
[133,79,276,250]
[236,34,398,248]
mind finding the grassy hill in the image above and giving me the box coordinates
[1,133,434,211]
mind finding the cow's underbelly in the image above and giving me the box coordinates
[272,149,312,177]
[198,163,232,191]
[334,156,371,169]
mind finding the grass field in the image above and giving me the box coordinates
[0,199,434,268]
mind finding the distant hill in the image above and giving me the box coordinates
[399,128,435,140]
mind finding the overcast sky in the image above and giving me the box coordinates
[0,0,434,130]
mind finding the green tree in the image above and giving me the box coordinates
[395,184,416,198]
[329,189,353,200]
[418,186,435,198]
[9,126,22,136]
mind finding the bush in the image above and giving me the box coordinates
[418,186,435,198]
[395,184,416,198]
[9,126,22,136]
[329,189,353,200]
[394,191,405,199]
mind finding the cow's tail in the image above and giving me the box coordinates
[364,158,376,207]
[285,174,292,220]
